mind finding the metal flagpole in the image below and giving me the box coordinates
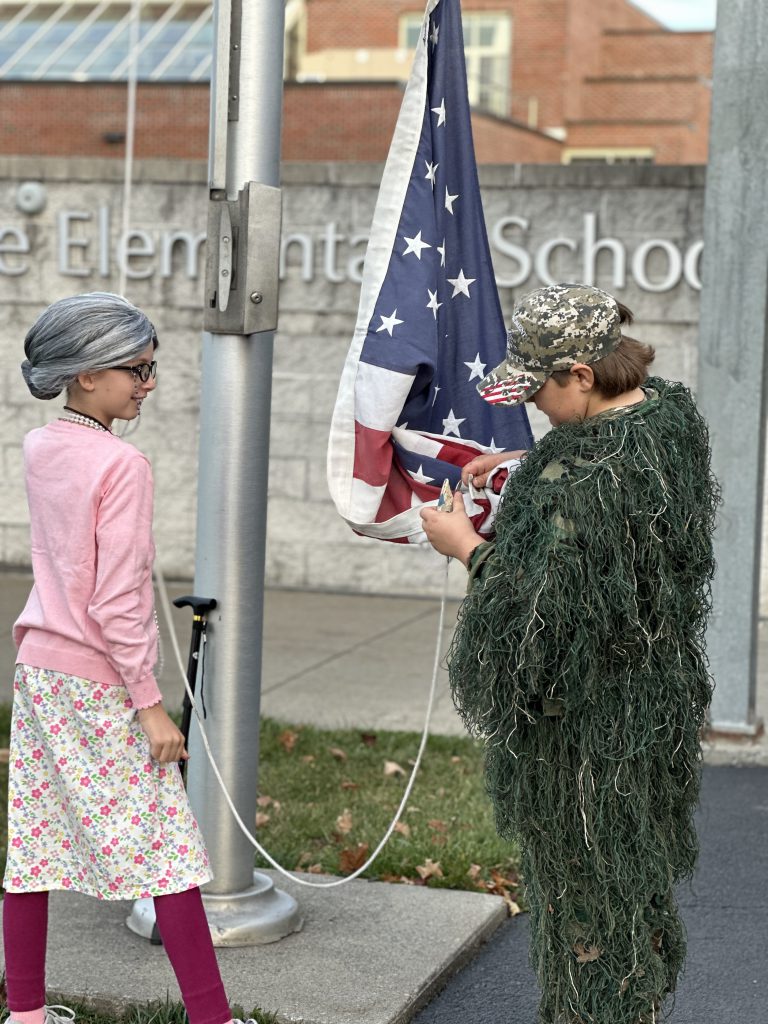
[186,0,301,942]
[697,0,767,738]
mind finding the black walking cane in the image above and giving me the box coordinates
[173,595,217,784]
[139,595,217,946]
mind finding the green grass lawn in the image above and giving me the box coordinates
[0,705,520,1022]
[1,706,520,900]
[251,718,520,901]
[0,994,278,1024]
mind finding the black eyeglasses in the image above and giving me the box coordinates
[110,361,157,383]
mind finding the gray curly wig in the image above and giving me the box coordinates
[22,292,157,400]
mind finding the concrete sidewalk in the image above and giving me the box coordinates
[1,572,766,1024]
[1,572,765,759]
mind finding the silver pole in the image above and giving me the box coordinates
[186,0,302,942]
[697,0,767,737]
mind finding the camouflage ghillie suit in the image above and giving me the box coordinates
[449,377,719,1024]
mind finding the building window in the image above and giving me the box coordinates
[563,149,655,165]
[401,12,511,118]
[0,3,215,82]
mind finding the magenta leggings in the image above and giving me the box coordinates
[2,888,232,1024]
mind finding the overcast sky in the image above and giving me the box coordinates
[630,0,717,30]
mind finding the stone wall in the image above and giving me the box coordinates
[2,158,753,602]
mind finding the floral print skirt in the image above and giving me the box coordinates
[3,664,212,900]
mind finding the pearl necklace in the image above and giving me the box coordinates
[60,408,112,433]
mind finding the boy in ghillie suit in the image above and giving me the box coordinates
[421,283,719,1024]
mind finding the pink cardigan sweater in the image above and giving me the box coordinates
[14,420,163,709]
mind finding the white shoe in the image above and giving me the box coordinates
[231,1019,259,1024]
[45,1008,76,1024]
[3,1010,75,1024]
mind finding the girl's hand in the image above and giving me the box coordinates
[421,491,483,562]
[137,703,189,764]
[461,450,527,488]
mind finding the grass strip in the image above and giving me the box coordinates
[251,717,521,901]
[2,708,520,901]
[0,989,277,1024]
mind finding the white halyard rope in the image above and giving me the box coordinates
[155,561,449,888]
[118,0,141,299]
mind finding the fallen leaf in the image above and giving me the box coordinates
[406,806,421,814]
[255,812,270,828]
[415,859,444,880]
[428,819,448,833]
[341,780,359,790]
[467,864,483,880]
[485,869,523,915]
[0,748,9,764]
[394,821,411,838]
[490,869,519,890]
[339,842,369,874]
[256,795,272,808]
[329,746,348,762]
[384,760,406,777]
[336,808,353,834]
[278,729,299,753]
[307,863,323,874]
[272,800,281,812]
[360,732,378,747]
[301,754,316,764]
[295,851,313,868]
[450,755,462,764]
[432,834,447,846]
[574,941,602,964]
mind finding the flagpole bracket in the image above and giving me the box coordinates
[204,182,282,336]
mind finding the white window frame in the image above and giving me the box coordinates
[400,10,511,117]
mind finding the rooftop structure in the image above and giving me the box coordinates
[0,0,714,163]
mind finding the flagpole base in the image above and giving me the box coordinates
[126,871,303,947]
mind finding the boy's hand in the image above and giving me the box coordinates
[137,703,189,764]
[421,491,483,562]
[461,450,527,488]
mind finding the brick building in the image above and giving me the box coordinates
[291,0,714,164]
[0,0,713,163]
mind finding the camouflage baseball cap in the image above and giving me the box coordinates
[477,283,622,406]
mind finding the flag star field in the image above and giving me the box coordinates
[328,0,532,541]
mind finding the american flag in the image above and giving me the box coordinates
[327,0,532,543]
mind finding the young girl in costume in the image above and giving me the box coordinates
[422,283,718,1024]
[3,293,256,1024]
